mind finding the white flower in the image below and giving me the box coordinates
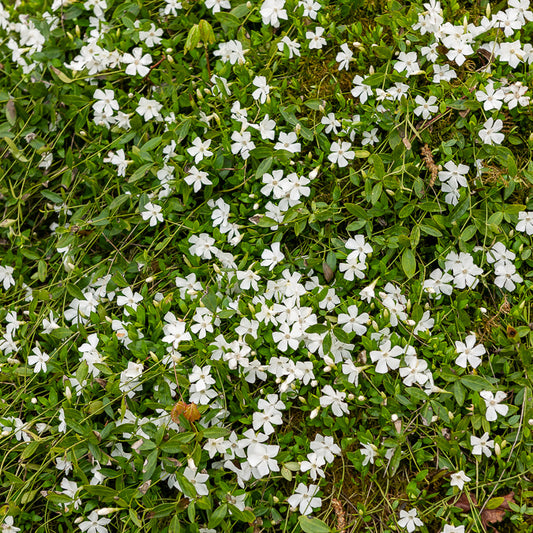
[337,305,369,335]
[261,242,285,270]
[475,83,505,111]
[398,508,423,532]
[247,442,280,478]
[480,390,508,422]
[443,526,465,533]
[470,432,494,457]
[394,51,420,76]
[370,341,402,374]
[28,345,50,373]
[450,470,471,490]
[136,97,163,121]
[139,22,163,47]
[122,47,152,77]
[185,166,212,192]
[328,141,355,167]
[478,117,505,145]
[92,88,119,116]
[0,265,15,290]
[361,128,379,146]
[277,36,300,58]
[287,483,322,515]
[78,510,112,533]
[360,443,378,466]
[251,75,270,104]
[455,334,484,369]
[206,0,231,13]
[274,131,301,153]
[336,43,353,70]
[413,95,438,120]
[1,516,21,533]
[260,0,288,28]
[516,211,533,235]
[306,27,326,50]
[187,137,213,163]
[141,202,163,226]
[494,261,522,292]
[116,287,143,312]
[319,385,349,417]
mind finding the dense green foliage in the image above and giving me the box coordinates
[1,0,533,531]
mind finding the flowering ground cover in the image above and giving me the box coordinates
[1,0,533,531]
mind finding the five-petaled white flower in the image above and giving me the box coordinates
[78,510,112,533]
[455,334,485,369]
[287,483,322,515]
[471,432,494,457]
[328,141,355,167]
[478,117,505,145]
[141,202,164,226]
[122,47,152,77]
[28,345,50,373]
[480,390,508,422]
[398,508,423,532]
[187,137,213,163]
[450,470,471,490]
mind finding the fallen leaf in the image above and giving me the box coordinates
[171,401,201,424]
[481,492,515,530]
[455,491,515,531]
[322,261,334,283]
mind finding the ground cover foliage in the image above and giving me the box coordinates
[1,0,533,531]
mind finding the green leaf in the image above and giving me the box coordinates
[202,288,218,313]
[255,156,273,179]
[401,248,416,278]
[202,427,230,439]
[452,381,465,407]
[298,516,331,533]
[371,154,385,179]
[169,516,181,533]
[184,24,201,53]
[21,441,41,460]
[2,137,28,162]
[198,19,216,43]
[486,497,505,510]
[84,485,118,500]
[208,503,228,529]
[460,225,477,242]
[460,375,493,391]
[214,11,241,29]
[305,324,329,335]
[160,433,195,453]
[371,182,382,205]
[419,224,442,237]
[50,66,73,83]
[129,163,154,183]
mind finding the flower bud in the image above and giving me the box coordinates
[310,407,320,419]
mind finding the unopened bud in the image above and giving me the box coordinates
[358,395,365,402]
[309,407,320,419]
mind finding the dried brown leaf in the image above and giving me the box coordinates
[481,492,515,529]
[455,491,515,531]
[322,261,334,283]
